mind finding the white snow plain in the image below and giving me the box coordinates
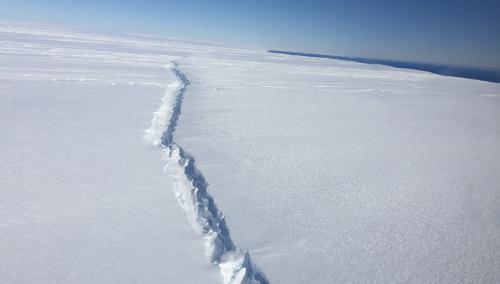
[1,23,500,283]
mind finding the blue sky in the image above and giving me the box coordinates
[1,0,499,68]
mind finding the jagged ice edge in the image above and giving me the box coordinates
[144,62,269,284]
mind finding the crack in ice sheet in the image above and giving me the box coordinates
[144,61,269,284]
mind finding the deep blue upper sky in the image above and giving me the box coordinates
[1,0,499,68]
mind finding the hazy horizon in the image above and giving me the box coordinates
[1,0,499,69]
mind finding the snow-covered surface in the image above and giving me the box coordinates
[0,24,220,284]
[177,56,500,283]
[1,23,500,283]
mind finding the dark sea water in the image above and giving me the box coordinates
[269,50,500,83]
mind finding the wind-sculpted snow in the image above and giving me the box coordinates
[145,62,268,284]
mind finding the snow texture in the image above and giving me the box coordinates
[2,23,500,284]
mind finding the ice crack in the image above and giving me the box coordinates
[145,61,269,284]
